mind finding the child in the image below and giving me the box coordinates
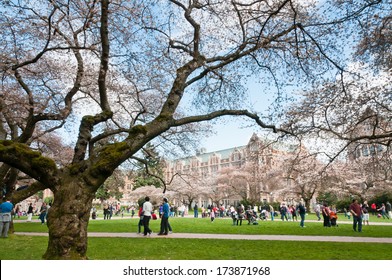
[210,209,215,222]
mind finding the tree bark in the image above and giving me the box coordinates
[43,178,95,260]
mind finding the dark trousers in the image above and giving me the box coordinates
[160,216,169,234]
[323,214,331,227]
[300,213,305,227]
[143,215,152,235]
[138,218,143,233]
[39,212,46,224]
[353,215,362,232]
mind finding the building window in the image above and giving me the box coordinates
[250,142,258,152]
[232,152,241,161]
[211,165,218,173]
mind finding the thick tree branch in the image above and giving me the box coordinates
[172,109,293,135]
[0,141,58,188]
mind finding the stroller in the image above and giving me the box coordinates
[329,211,338,227]
[259,210,267,221]
[246,210,258,225]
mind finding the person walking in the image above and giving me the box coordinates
[137,205,144,234]
[349,199,363,232]
[297,201,306,228]
[27,203,33,222]
[142,196,153,236]
[377,203,389,219]
[158,198,170,235]
[0,198,14,238]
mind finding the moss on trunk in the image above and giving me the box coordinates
[42,179,95,260]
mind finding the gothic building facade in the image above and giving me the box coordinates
[164,133,298,207]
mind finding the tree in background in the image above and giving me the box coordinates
[0,0,386,259]
[95,170,125,203]
[131,143,164,190]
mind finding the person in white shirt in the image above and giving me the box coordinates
[142,196,153,236]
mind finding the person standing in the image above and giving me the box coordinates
[210,206,216,222]
[27,203,34,222]
[371,202,377,216]
[386,201,392,219]
[297,201,306,228]
[236,204,244,226]
[280,203,288,221]
[158,198,170,235]
[39,202,47,225]
[142,196,153,236]
[362,202,370,226]
[349,199,363,232]
[269,204,274,221]
[131,205,135,218]
[193,204,199,218]
[0,198,14,237]
[314,203,321,221]
[291,205,298,221]
[322,202,331,227]
[103,203,109,220]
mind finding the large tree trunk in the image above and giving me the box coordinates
[43,178,95,260]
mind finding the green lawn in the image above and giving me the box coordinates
[13,215,392,238]
[1,215,391,260]
[1,235,392,260]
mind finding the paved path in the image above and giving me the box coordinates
[14,231,392,243]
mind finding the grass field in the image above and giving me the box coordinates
[13,214,392,237]
[1,214,392,260]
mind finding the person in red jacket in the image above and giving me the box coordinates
[137,206,144,234]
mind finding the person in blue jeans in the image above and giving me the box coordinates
[377,203,390,219]
[297,202,306,228]
[349,199,363,232]
[158,198,170,235]
[193,204,199,218]
[39,202,47,224]
[0,198,14,237]
[269,204,274,221]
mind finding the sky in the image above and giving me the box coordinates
[199,119,262,152]
[196,77,287,153]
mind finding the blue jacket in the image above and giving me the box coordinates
[0,201,13,213]
[162,202,170,218]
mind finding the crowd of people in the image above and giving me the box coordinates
[93,198,392,235]
[1,195,391,238]
[314,200,392,232]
